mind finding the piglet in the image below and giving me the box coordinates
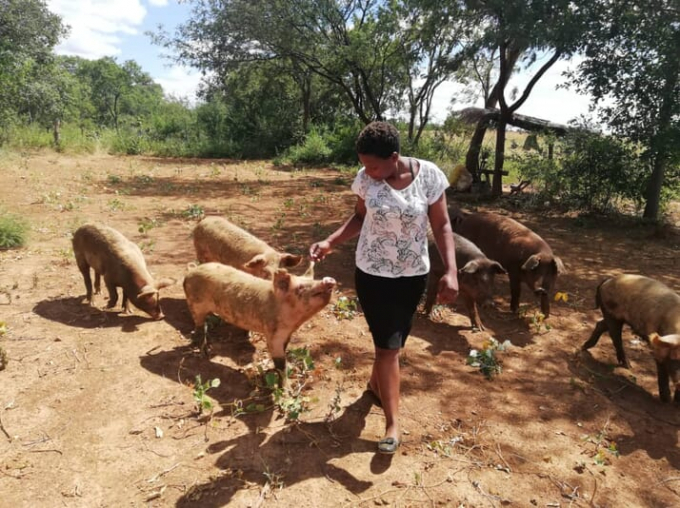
[193,216,302,279]
[453,211,564,317]
[582,274,680,404]
[183,262,336,372]
[425,233,506,330]
[72,223,175,319]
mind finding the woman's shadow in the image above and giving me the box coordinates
[175,391,379,507]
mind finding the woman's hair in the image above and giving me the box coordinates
[356,121,400,159]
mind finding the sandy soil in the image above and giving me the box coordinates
[0,153,678,507]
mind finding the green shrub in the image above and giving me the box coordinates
[284,127,332,164]
[513,129,648,213]
[0,212,28,249]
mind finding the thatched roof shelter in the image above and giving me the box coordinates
[457,107,570,136]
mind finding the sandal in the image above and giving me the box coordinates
[378,436,400,455]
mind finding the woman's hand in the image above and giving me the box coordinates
[309,240,332,262]
[437,271,459,305]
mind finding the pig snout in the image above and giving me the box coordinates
[320,277,336,292]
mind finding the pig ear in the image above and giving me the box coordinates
[553,256,566,275]
[280,253,303,268]
[244,254,267,271]
[656,333,680,347]
[649,333,679,362]
[273,269,292,292]
[138,285,159,298]
[459,260,479,274]
[155,277,176,290]
[521,254,540,271]
[492,261,507,274]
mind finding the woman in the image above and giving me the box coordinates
[309,121,458,454]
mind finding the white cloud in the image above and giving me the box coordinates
[154,65,203,101]
[48,0,147,59]
[148,0,169,6]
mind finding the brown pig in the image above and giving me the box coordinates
[582,274,680,404]
[72,223,175,319]
[452,211,565,317]
[183,262,336,371]
[192,216,302,279]
[425,233,506,330]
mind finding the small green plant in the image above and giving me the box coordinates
[133,174,154,187]
[138,240,155,254]
[138,217,160,234]
[331,296,358,320]
[0,213,28,249]
[581,419,619,466]
[324,383,344,423]
[269,347,317,421]
[208,164,221,177]
[192,375,221,415]
[466,338,512,379]
[182,204,205,220]
[107,174,123,185]
[108,198,125,212]
[271,214,286,232]
[518,305,552,334]
[1,321,8,370]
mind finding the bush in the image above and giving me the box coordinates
[0,212,28,249]
[514,129,648,213]
[284,127,332,164]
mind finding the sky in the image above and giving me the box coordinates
[47,0,595,126]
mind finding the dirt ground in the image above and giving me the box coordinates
[0,153,679,508]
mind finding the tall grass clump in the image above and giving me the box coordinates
[0,212,28,249]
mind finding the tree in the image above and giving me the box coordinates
[76,57,163,131]
[569,0,680,219]
[152,0,476,141]
[463,0,587,195]
[14,57,85,146]
[0,0,67,129]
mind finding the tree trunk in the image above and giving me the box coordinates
[53,118,61,148]
[465,123,489,179]
[643,156,665,219]
[465,46,522,176]
[301,83,311,134]
[492,119,506,196]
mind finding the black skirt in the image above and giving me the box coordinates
[355,267,427,350]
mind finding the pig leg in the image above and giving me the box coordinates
[540,293,550,318]
[582,316,629,367]
[603,315,628,368]
[462,293,484,331]
[656,361,672,403]
[423,277,438,315]
[104,279,119,309]
[94,272,102,295]
[75,258,94,303]
[186,305,211,356]
[582,319,608,350]
[268,334,289,384]
[121,292,132,314]
[509,274,522,314]
[671,364,680,405]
